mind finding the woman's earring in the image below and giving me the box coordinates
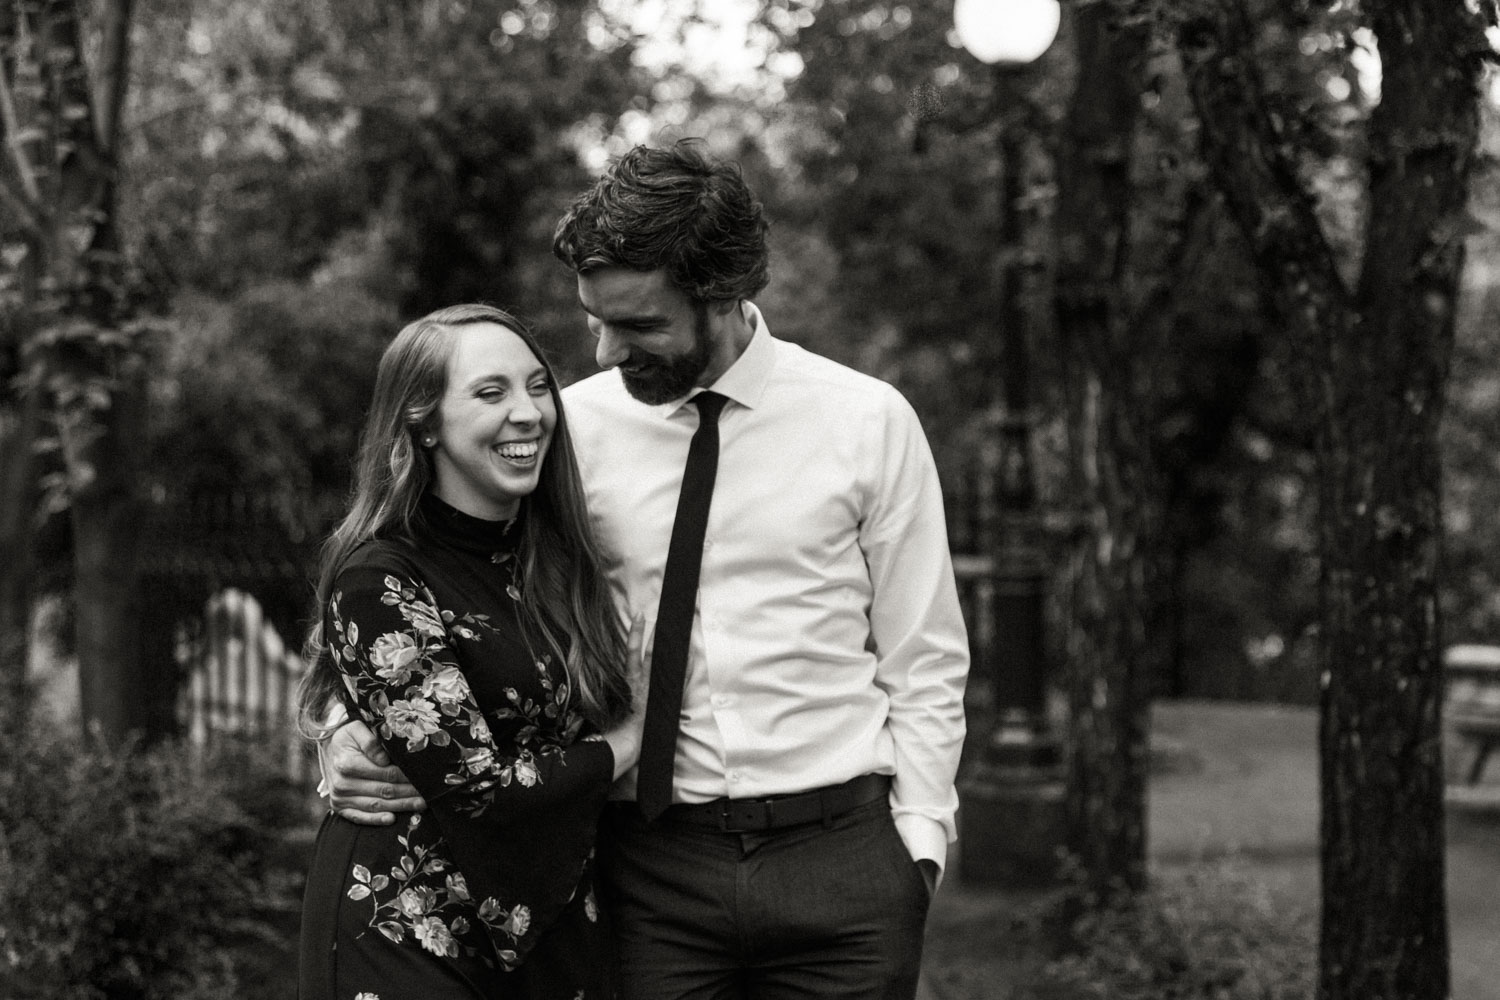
[421,435,436,447]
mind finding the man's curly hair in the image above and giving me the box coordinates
[552,139,770,304]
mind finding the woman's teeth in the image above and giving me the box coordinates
[496,442,538,460]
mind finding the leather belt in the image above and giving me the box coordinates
[657,773,891,832]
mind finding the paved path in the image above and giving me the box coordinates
[921,700,1500,999]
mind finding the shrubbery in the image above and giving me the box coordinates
[1041,860,1315,999]
[0,714,311,1000]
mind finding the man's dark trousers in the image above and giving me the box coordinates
[600,793,931,1000]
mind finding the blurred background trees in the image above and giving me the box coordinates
[8,0,1495,730]
[7,0,661,738]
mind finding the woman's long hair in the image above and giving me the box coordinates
[296,304,631,737]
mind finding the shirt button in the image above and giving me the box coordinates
[711,694,731,707]
[727,771,742,783]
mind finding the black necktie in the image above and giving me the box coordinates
[637,390,729,821]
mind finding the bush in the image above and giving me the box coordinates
[0,719,309,1000]
[1041,859,1315,1000]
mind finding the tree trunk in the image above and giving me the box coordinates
[1052,4,1154,901]
[1314,2,1477,994]
[64,0,153,742]
[2,0,150,742]
[0,0,36,725]
[68,355,150,740]
[0,390,42,724]
[1175,0,1485,994]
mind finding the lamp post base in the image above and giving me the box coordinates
[957,731,1066,887]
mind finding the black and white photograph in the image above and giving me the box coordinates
[2,1,1498,998]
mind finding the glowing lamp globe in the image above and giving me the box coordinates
[953,0,1061,66]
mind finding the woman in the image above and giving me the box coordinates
[297,304,646,1000]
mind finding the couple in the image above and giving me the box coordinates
[298,140,970,1000]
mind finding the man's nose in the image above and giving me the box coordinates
[595,328,629,370]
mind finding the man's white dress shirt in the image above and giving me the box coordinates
[563,303,969,869]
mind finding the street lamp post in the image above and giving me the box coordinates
[953,0,1067,887]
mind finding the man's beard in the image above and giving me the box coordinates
[619,307,714,405]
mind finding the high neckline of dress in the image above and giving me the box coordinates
[417,491,523,557]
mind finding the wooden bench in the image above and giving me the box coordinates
[1445,644,1500,785]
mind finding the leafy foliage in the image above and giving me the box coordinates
[757,0,1011,415]
[1445,266,1500,643]
[1443,96,1500,644]
[0,718,307,1000]
[1042,859,1315,999]
[147,284,393,511]
[125,0,645,313]
[113,0,663,610]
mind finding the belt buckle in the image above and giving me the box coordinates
[718,797,772,832]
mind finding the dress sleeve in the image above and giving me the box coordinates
[327,560,614,967]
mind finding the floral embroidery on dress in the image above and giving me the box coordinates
[346,814,534,970]
[492,549,523,601]
[329,575,586,818]
[493,651,588,747]
[328,569,597,976]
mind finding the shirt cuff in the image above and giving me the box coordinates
[892,812,951,882]
[314,702,351,801]
[315,741,333,800]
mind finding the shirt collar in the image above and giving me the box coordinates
[661,301,774,418]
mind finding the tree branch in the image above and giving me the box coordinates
[92,0,133,156]
[1173,0,1351,314]
[0,41,42,206]
[0,169,42,234]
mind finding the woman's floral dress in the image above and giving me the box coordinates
[299,494,616,1000]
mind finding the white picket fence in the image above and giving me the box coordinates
[176,587,318,791]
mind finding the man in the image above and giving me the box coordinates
[324,140,969,999]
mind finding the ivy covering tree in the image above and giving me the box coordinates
[0,0,151,740]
